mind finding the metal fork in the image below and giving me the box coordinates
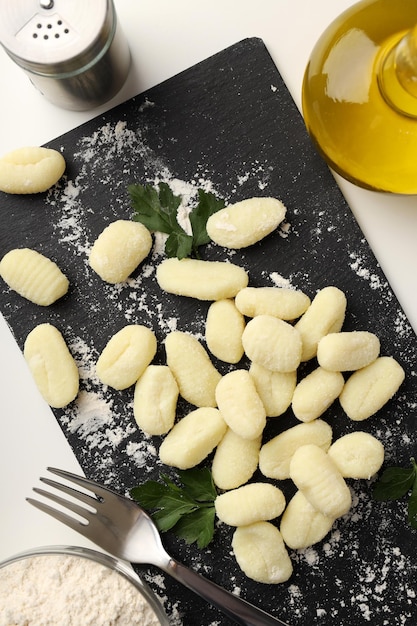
[28,468,290,626]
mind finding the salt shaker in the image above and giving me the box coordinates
[0,0,131,111]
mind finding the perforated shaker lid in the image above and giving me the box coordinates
[0,0,109,68]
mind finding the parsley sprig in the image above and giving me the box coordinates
[373,457,417,529]
[130,468,217,548]
[128,182,225,259]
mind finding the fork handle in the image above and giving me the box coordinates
[164,558,290,626]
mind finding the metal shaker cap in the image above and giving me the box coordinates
[0,0,109,70]
[0,0,131,110]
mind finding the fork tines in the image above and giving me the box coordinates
[26,467,105,532]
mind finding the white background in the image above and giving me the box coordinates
[0,0,416,561]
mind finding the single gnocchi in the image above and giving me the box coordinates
[317,331,380,371]
[0,146,66,194]
[206,197,286,249]
[96,325,157,390]
[0,248,69,306]
[133,365,179,435]
[24,323,79,408]
[249,362,296,417]
[235,286,310,320]
[339,356,405,421]
[328,432,384,479]
[89,220,152,283]
[289,444,352,519]
[211,429,261,490]
[205,299,245,363]
[295,286,347,361]
[159,407,227,469]
[215,483,286,526]
[242,315,302,372]
[165,331,221,407]
[280,490,334,550]
[259,419,333,480]
[291,366,345,422]
[232,521,293,584]
[215,369,266,440]
[156,257,249,300]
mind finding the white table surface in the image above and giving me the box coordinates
[0,0,416,563]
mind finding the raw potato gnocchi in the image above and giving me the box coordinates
[165,331,221,407]
[0,248,69,306]
[24,323,79,408]
[206,197,286,249]
[215,483,286,526]
[291,366,344,423]
[89,220,152,283]
[242,315,302,372]
[205,299,245,363]
[339,356,405,421]
[96,325,157,390]
[295,286,347,361]
[280,491,334,550]
[328,432,384,479]
[211,429,261,490]
[156,257,249,300]
[0,146,66,194]
[0,141,404,591]
[159,407,227,469]
[133,365,179,435]
[215,369,266,440]
[249,362,296,417]
[289,444,352,519]
[235,286,310,320]
[317,331,380,371]
[232,521,293,584]
[259,419,333,480]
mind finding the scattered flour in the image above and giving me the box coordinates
[269,272,294,289]
[349,251,389,292]
[31,116,417,626]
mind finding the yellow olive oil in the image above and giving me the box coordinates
[302,0,417,194]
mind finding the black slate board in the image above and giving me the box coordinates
[1,38,417,626]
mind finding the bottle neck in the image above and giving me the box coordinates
[378,24,417,118]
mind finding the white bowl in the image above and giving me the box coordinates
[0,545,170,625]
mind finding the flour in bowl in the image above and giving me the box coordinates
[0,552,164,625]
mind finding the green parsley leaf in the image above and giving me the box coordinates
[373,462,416,501]
[174,506,216,549]
[189,189,226,249]
[177,468,217,502]
[129,181,190,259]
[408,477,417,529]
[128,182,224,259]
[130,480,171,508]
[130,468,217,548]
[153,501,197,532]
[160,473,183,494]
[373,458,417,530]
[128,182,182,234]
[165,230,194,260]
